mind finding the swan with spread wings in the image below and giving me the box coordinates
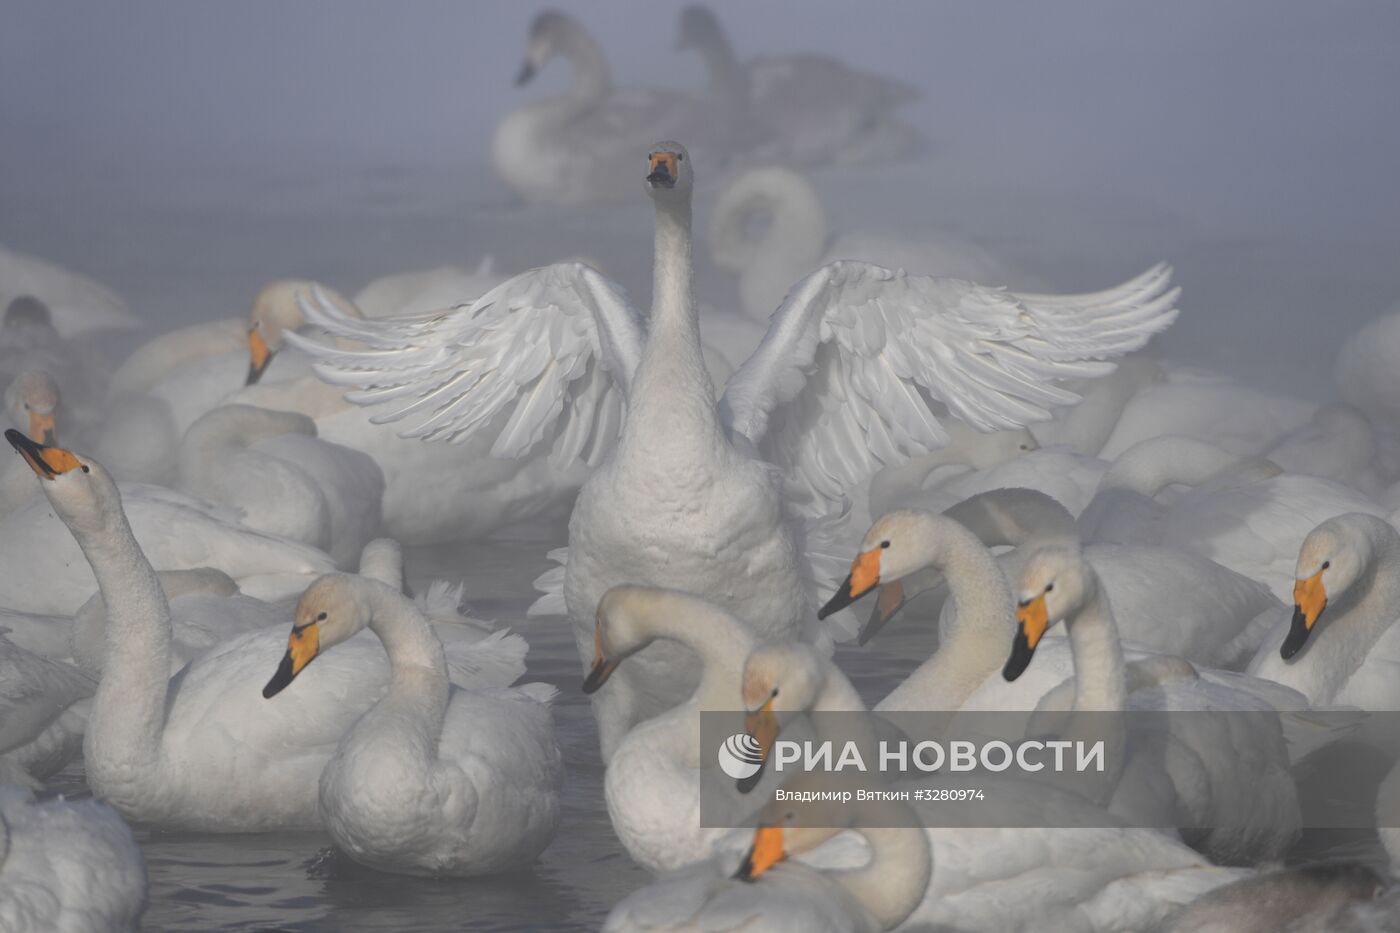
[287,142,1179,759]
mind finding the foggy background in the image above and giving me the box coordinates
[3,0,1399,398]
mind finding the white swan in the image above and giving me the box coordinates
[1247,513,1400,708]
[261,572,562,876]
[0,633,93,787]
[1159,864,1394,933]
[676,5,924,168]
[707,165,1024,320]
[0,370,58,518]
[1263,402,1388,494]
[0,244,138,337]
[289,141,1180,760]
[0,785,146,932]
[495,12,734,206]
[864,423,1043,520]
[1027,353,1166,457]
[738,641,1250,930]
[604,781,931,932]
[352,259,504,318]
[1005,543,1301,864]
[176,404,384,567]
[1336,303,1400,423]
[7,435,512,831]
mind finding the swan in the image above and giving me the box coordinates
[495,12,735,206]
[1028,353,1166,457]
[106,317,246,399]
[604,781,931,932]
[864,423,1043,520]
[1159,864,1394,933]
[289,141,1180,760]
[675,5,924,168]
[352,259,504,318]
[0,370,59,518]
[737,641,1250,930]
[1247,513,1400,708]
[1004,543,1301,864]
[0,633,93,787]
[1336,304,1400,423]
[175,404,384,567]
[0,244,138,337]
[5,434,511,831]
[707,165,1025,320]
[0,432,334,615]
[1263,402,1389,494]
[261,572,562,876]
[0,785,146,932]
[0,306,112,431]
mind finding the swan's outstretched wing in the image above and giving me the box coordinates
[284,263,645,469]
[720,261,1179,517]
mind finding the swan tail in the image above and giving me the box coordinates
[528,548,569,618]
[416,579,493,635]
[444,629,530,691]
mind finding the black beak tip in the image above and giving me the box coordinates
[733,855,756,882]
[245,361,266,386]
[581,663,611,695]
[262,653,296,699]
[1281,606,1316,661]
[1003,632,1034,682]
[736,764,765,795]
[817,576,858,621]
[4,428,26,453]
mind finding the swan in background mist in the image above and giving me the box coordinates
[352,259,504,318]
[290,141,1180,760]
[176,404,384,567]
[676,4,925,168]
[494,12,734,206]
[1336,302,1400,423]
[262,572,561,877]
[708,164,1026,320]
[0,244,138,337]
[0,785,147,932]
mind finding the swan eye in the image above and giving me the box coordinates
[80,465,89,473]
[1044,583,1054,593]
[676,153,684,161]
[770,687,779,698]
[21,403,28,411]
[880,540,891,549]
[316,611,327,622]
[1321,561,1330,570]
[1019,444,1029,451]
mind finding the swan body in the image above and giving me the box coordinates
[176,404,385,567]
[677,5,924,168]
[107,317,247,399]
[1160,864,1393,933]
[288,142,1180,761]
[352,260,503,318]
[0,245,138,337]
[1029,353,1166,456]
[264,572,561,876]
[1247,513,1400,708]
[0,785,147,932]
[707,165,1024,320]
[0,634,93,787]
[1336,305,1400,423]
[1263,402,1389,494]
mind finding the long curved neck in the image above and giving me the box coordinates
[77,502,172,767]
[833,821,932,930]
[558,23,612,100]
[1308,524,1400,690]
[942,488,1078,547]
[690,26,746,107]
[620,198,723,464]
[355,580,450,761]
[633,594,753,711]
[1065,583,1128,712]
[1098,436,1245,497]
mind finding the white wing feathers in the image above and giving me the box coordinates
[720,261,1179,517]
[284,264,646,469]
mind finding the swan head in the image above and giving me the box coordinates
[819,510,930,622]
[675,5,723,51]
[2,295,56,345]
[645,142,693,201]
[517,10,576,85]
[734,775,863,882]
[4,370,60,445]
[582,585,651,694]
[1282,514,1376,660]
[4,430,117,532]
[246,280,354,385]
[738,644,826,791]
[262,574,370,699]
[1004,543,1092,681]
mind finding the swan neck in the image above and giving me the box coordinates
[77,508,171,764]
[693,32,746,106]
[1067,587,1128,712]
[637,598,752,710]
[559,24,612,98]
[365,582,449,712]
[833,823,932,929]
[943,489,1077,547]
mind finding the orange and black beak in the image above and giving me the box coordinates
[818,548,883,620]
[647,152,678,188]
[581,620,619,694]
[734,825,785,881]
[5,429,82,480]
[263,620,321,698]
[246,328,273,385]
[1282,570,1328,660]
[1004,593,1050,681]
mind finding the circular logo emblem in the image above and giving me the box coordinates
[717,732,764,780]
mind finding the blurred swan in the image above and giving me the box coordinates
[605,781,931,932]
[1005,543,1300,864]
[494,12,733,206]
[1159,864,1394,933]
[290,142,1180,759]
[0,785,147,932]
[0,244,138,337]
[707,165,1024,320]
[676,4,924,168]
[1247,513,1400,708]
[176,404,384,567]
[1336,304,1400,423]
[352,259,504,318]
[106,318,246,400]
[0,633,93,788]
[865,423,1043,519]
[0,370,59,518]
[262,572,561,876]
[1263,402,1389,494]
[9,434,524,831]
[1029,353,1166,457]
[739,642,1250,930]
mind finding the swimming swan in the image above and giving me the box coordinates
[0,785,147,932]
[287,141,1180,760]
[262,572,562,876]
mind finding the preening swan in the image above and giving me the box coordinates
[289,142,1180,762]
[1247,512,1400,708]
[676,5,925,168]
[7,432,526,832]
[262,572,562,877]
[0,785,147,933]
